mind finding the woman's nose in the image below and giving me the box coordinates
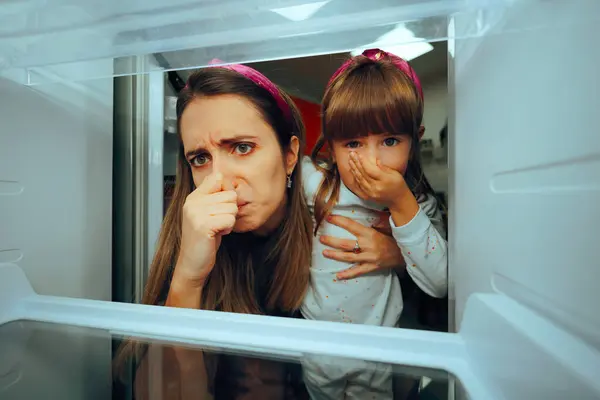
[211,155,235,183]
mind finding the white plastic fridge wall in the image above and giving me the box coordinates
[1,0,600,399]
[0,73,115,398]
[449,0,600,398]
[451,0,600,341]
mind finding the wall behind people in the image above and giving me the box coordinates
[420,76,448,193]
[291,96,321,154]
[421,76,447,149]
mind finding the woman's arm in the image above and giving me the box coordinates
[134,270,213,400]
[318,215,407,280]
[133,171,242,399]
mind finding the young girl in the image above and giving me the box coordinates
[300,48,448,399]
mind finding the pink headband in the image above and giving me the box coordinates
[328,48,424,100]
[185,59,291,121]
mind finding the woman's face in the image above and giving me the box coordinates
[331,133,412,195]
[180,95,299,235]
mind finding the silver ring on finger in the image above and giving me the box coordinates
[353,240,361,254]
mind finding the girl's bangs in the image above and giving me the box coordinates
[324,62,422,141]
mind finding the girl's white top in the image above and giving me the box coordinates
[300,156,448,326]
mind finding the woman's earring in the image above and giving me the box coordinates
[286,174,292,188]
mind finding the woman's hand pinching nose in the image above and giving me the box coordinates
[221,177,240,192]
[176,172,239,286]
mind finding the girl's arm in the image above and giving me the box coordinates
[389,194,448,298]
[341,151,447,296]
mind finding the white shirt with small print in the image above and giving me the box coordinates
[300,156,448,327]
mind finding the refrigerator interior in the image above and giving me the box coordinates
[1,1,599,399]
[162,45,451,334]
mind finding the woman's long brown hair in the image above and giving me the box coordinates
[114,67,312,377]
[311,54,438,233]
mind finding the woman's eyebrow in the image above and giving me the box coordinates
[184,134,259,159]
[185,147,205,159]
[216,134,259,145]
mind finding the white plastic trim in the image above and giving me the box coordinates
[3,263,598,399]
[0,263,35,326]
[0,263,489,398]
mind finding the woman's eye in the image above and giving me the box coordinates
[345,141,360,149]
[383,137,399,147]
[234,143,254,155]
[190,154,209,167]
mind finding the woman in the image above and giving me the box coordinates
[119,63,406,400]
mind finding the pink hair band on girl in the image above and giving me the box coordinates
[328,48,424,101]
[185,59,292,121]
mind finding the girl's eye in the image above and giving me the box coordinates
[345,141,361,149]
[234,143,254,155]
[190,154,210,167]
[383,137,400,147]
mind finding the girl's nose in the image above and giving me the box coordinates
[367,144,380,162]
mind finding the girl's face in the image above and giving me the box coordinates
[331,133,412,195]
